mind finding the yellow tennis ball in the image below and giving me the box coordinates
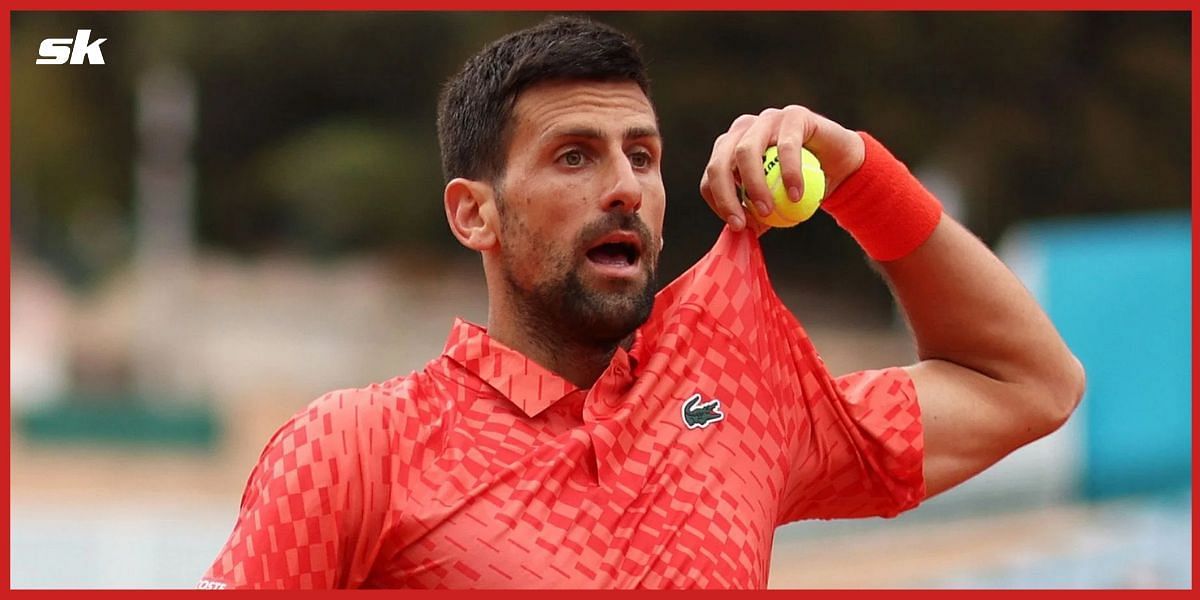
[738,145,826,228]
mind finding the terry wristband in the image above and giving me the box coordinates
[821,132,943,262]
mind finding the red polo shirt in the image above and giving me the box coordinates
[201,226,924,589]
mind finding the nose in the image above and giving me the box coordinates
[601,155,643,214]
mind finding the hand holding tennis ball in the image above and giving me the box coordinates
[738,146,826,228]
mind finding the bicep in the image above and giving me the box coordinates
[906,359,1043,498]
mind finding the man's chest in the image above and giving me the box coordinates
[374,423,775,589]
[375,315,811,588]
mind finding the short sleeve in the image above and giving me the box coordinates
[761,288,926,523]
[200,390,396,589]
[775,366,925,523]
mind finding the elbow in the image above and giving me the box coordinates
[1031,352,1087,439]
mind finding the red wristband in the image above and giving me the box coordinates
[821,132,943,262]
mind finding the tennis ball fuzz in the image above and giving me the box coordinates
[738,145,826,228]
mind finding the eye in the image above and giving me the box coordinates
[559,149,585,167]
[629,150,653,169]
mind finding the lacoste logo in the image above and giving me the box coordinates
[681,393,724,429]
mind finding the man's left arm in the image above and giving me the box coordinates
[700,105,1086,499]
[878,215,1085,496]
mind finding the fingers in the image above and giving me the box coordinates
[732,108,784,219]
[746,214,771,238]
[700,114,757,230]
[702,106,827,231]
[775,106,818,203]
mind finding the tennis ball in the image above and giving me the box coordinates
[738,145,826,228]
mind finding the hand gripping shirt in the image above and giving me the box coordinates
[201,226,925,589]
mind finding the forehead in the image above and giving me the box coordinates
[510,80,659,142]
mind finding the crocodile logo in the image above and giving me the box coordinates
[681,393,724,429]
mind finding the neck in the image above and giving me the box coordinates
[486,306,620,389]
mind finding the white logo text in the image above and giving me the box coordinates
[37,30,107,65]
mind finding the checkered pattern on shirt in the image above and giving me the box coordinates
[202,226,924,589]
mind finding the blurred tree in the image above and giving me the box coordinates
[252,116,443,254]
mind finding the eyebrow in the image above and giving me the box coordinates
[545,124,661,143]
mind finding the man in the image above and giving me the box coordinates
[201,16,1084,589]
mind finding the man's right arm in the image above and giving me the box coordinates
[201,390,390,589]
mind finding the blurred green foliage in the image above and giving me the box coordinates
[11,12,1190,307]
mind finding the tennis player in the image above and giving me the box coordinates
[200,16,1084,589]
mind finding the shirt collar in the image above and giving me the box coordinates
[441,318,637,418]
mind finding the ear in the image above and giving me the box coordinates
[444,177,499,252]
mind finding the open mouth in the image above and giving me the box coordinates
[585,232,643,269]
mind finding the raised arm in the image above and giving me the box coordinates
[699,105,1085,498]
[877,216,1085,496]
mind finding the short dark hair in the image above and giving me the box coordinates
[436,16,651,183]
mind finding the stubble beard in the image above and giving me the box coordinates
[500,210,658,350]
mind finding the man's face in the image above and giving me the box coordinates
[493,79,666,346]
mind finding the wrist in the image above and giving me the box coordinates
[821,132,943,262]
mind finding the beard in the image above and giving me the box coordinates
[500,211,658,349]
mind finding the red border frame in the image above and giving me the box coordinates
[2,3,1196,594]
